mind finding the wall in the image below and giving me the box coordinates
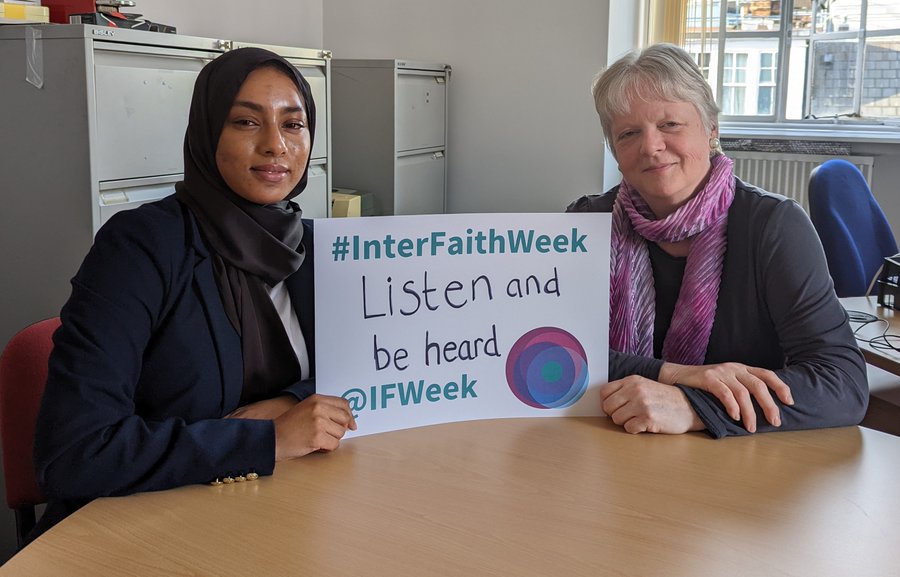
[139,0,324,47]
[602,1,644,190]
[323,0,610,214]
[854,141,900,233]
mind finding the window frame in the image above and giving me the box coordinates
[666,0,900,132]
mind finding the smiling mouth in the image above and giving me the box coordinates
[251,165,290,183]
[252,166,288,174]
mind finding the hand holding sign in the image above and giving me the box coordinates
[272,395,358,460]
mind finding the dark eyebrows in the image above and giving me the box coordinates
[230,100,305,115]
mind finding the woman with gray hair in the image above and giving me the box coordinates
[569,43,867,438]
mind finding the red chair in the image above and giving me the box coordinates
[0,317,60,548]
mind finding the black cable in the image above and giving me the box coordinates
[847,310,878,324]
[846,309,900,353]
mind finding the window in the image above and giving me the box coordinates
[654,0,900,124]
[722,52,749,114]
[758,51,776,114]
[693,51,712,79]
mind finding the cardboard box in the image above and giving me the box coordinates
[331,191,361,218]
[0,2,50,21]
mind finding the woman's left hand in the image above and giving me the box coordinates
[658,362,794,433]
[227,395,299,420]
[600,375,705,434]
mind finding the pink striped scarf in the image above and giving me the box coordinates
[609,153,735,365]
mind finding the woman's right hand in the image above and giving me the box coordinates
[658,362,794,433]
[273,394,357,461]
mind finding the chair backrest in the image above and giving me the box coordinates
[808,159,899,297]
[0,317,60,547]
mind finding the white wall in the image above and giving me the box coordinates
[855,141,900,235]
[323,0,610,213]
[602,1,644,191]
[139,0,324,47]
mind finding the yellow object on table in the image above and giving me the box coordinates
[0,2,50,22]
[331,191,362,218]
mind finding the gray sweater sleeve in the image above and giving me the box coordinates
[677,198,868,438]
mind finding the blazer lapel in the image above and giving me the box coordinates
[186,209,244,413]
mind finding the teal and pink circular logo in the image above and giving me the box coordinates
[505,327,589,409]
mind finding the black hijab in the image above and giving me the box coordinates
[175,47,317,405]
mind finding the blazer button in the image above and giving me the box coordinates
[247,472,259,481]
[223,476,235,484]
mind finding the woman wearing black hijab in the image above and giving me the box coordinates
[33,48,355,536]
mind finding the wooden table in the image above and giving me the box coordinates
[841,295,900,376]
[840,296,900,435]
[3,418,900,577]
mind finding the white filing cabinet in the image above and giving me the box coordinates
[332,59,450,215]
[0,24,333,350]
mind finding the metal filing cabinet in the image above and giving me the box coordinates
[0,24,333,350]
[331,59,450,215]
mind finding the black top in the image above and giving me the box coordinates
[648,242,686,358]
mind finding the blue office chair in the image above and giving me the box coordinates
[808,159,898,298]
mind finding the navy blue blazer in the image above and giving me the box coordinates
[34,196,316,508]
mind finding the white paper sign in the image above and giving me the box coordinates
[314,213,610,436]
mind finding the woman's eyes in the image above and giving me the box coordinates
[228,118,305,130]
[616,121,683,141]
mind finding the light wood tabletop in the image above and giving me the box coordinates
[3,417,900,577]
[839,295,900,435]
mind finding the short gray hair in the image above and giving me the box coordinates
[592,43,720,156]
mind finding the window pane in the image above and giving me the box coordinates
[734,86,745,112]
[692,51,713,80]
[792,0,813,36]
[735,52,748,83]
[860,36,900,119]
[722,40,777,116]
[809,39,857,118]
[730,0,781,31]
[686,0,720,36]
[785,40,809,120]
[866,1,900,32]
[758,86,774,114]
[723,86,735,114]
[815,0,861,34]
[684,37,720,98]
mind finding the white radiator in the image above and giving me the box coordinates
[728,151,874,211]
